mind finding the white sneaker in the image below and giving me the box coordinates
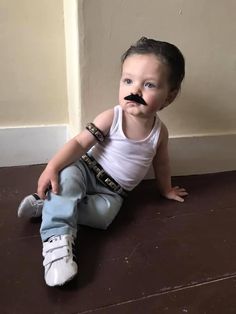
[43,234,78,287]
[17,194,44,218]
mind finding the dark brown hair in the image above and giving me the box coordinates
[121,37,185,91]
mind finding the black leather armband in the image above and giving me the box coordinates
[86,122,105,142]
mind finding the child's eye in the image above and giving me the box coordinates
[123,78,132,85]
[144,82,156,88]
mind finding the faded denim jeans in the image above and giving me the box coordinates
[40,159,124,242]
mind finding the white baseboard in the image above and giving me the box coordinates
[0,126,235,175]
[0,125,68,167]
[169,133,236,175]
[146,132,236,177]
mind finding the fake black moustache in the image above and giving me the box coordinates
[124,93,147,106]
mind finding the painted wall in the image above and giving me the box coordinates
[1,0,235,134]
[0,0,68,126]
[80,0,236,136]
[1,0,235,171]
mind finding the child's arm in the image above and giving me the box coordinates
[37,109,114,199]
[152,123,188,202]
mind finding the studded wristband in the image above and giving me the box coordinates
[86,122,105,142]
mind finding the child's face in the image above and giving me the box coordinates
[119,53,174,118]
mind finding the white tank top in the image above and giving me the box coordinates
[91,105,162,191]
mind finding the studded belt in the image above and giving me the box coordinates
[81,154,128,198]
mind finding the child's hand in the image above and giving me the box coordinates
[37,167,59,199]
[164,186,188,202]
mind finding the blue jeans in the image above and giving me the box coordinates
[40,160,124,241]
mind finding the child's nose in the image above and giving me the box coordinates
[131,85,142,96]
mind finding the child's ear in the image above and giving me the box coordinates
[160,89,179,110]
[166,88,179,104]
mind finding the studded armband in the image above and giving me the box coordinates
[86,122,105,142]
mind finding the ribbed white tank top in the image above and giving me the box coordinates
[91,105,162,191]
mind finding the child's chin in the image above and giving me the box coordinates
[126,106,143,115]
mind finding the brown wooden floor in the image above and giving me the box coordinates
[0,165,236,314]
